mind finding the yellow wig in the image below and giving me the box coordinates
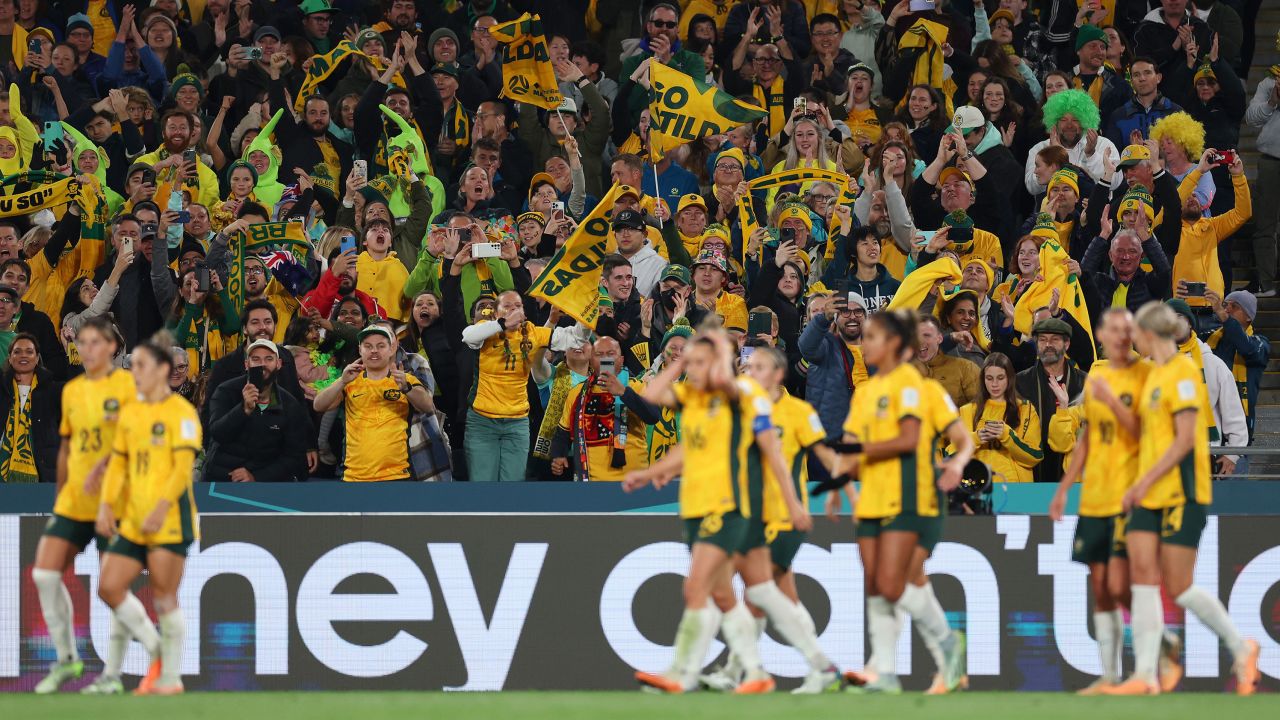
[1149,112,1205,161]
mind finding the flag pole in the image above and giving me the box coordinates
[556,109,581,158]
[652,160,663,229]
[646,59,663,229]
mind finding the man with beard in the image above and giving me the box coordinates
[133,110,219,207]
[1172,150,1250,318]
[797,292,867,439]
[913,315,979,407]
[204,339,311,482]
[267,79,353,191]
[1016,317,1084,483]
[1024,89,1118,197]
[377,0,421,48]
[618,3,707,127]
[302,245,387,318]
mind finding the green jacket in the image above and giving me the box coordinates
[404,252,513,315]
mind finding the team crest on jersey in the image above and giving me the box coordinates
[876,395,889,418]
[103,398,120,421]
[1120,393,1133,407]
[151,422,166,446]
[1149,387,1161,408]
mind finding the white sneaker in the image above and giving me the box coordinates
[942,630,967,692]
[34,660,83,694]
[791,666,841,694]
[1256,288,1278,298]
[699,664,740,692]
[80,675,124,695]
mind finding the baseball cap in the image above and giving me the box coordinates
[254,25,281,43]
[611,208,645,230]
[299,0,335,15]
[0,285,19,303]
[528,172,556,197]
[617,185,642,201]
[358,325,396,343]
[938,166,974,189]
[245,339,280,357]
[556,96,578,114]
[661,263,691,286]
[66,13,93,34]
[429,62,460,78]
[1117,144,1152,168]
[950,105,986,134]
[676,194,707,214]
[846,62,875,80]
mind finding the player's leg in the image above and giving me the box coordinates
[98,537,162,692]
[1084,561,1124,691]
[1102,524,1161,695]
[31,530,84,693]
[900,546,963,695]
[861,529,916,694]
[699,561,748,691]
[852,532,889,688]
[82,543,129,695]
[143,547,188,694]
[740,546,838,693]
[1159,520,1259,695]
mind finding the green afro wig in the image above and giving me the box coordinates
[1149,112,1205,160]
[1042,89,1101,132]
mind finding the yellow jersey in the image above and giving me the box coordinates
[1078,358,1151,516]
[342,372,423,482]
[1138,354,1212,509]
[55,369,136,521]
[956,399,1042,484]
[714,291,748,333]
[761,392,826,530]
[844,106,883,146]
[846,342,869,388]
[844,362,942,519]
[472,321,553,419]
[674,376,773,519]
[102,394,201,546]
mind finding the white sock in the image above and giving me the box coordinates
[111,592,160,656]
[746,581,831,671]
[157,610,185,687]
[1094,610,1123,683]
[671,605,721,684]
[1130,585,1164,684]
[794,600,817,637]
[102,615,129,678]
[1176,587,1246,659]
[867,595,900,677]
[33,568,78,664]
[723,615,765,678]
[721,603,765,677]
[900,583,951,673]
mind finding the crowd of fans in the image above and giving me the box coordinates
[0,0,1271,483]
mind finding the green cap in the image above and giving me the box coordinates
[1166,298,1196,327]
[354,28,383,51]
[357,325,395,343]
[661,263,691,286]
[660,317,694,351]
[299,0,335,15]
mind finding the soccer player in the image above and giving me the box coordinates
[1048,308,1150,694]
[626,330,809,694]
[31,318,134,694]
[95,331,203,696]
[1104,303,1260,696]
[831,310,965,694]
[701,346,842,694]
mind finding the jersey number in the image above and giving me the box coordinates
[1098,421,1115,445]
[78,428,103,453]
[135,450,150,477]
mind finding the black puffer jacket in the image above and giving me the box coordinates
[203,378,311,483]
[0,368,63,483]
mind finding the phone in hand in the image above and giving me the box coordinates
[340,234,357,255]
[793,96,807,114]
[140,168,156,186]
[353,159,367,179]
[1184,281,1207,297]
[908,0,936,10]
[739,345,755,364]
[248,365,268,391]
[1210,149,1237,167]
[598,357,616,377]
[196,265,211,292]
[121,236,134,256]
[174,210,191,224]
[948,225,974,244]
[471,242,503,259]
[182,148,196,164]
[551,201,565,212]
[779,226,796,244]
[747,311,772,336]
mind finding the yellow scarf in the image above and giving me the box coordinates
[618,133,643,156]
[1013,238,1095,350]
[1207,325,1253,421]
[443,101,472,150]
[898,19,953,114]
[1072,73,1105,106]
[0,375,38,483]
[886,257,962,312]
[752,75,787,138]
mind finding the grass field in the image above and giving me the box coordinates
[1,691,1277,720]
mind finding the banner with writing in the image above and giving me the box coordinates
[489,13,564,110]
[528,184,624,328]
[228,222,308,309]
[0,175,80,217]
[648,63,767,162]
[746,167,849,192]
[293,41,405,113]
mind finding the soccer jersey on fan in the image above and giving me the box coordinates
[471,321,554,419]
[1079,358,1151,517]
[673,376,773,519]
[844,362,942,519]
[1138,354,1212,510]
[55,368,135,521]
[102,395,201,546]
[343,373,423,482]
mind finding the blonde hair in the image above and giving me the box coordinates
[1149,112,1206,160]
[1134,301,1179,339]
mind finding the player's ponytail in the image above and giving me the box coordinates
[135,329,177,370]
[870,308,920,360]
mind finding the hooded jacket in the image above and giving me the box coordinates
[60,121,124,215]
[797,313,857,437]
[244,110,287,209]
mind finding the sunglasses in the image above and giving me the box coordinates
[650,19,677,28]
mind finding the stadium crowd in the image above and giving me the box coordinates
[0,0,1272,484]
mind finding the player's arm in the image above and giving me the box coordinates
[755,426,811,531]
[95,449,127,538]
[55,437,69,494]
[142,446,197,535]
[809,442,838,474]
[937,418,975,493]
[1125,409,1196,510]
[1050,428,1088,522]
[1092,377,1139,438]
[623,445,684,492]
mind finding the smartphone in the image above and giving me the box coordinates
[793,96,807,114]
[140,222,159,237]
[245,47,263,60]
[1184,281,1207,297]
[248,365,268,391]
[340,234,357,255]
[353,159,367,179]
[471,241,503,258]
[28,38,39,53]
[121,236,134,255]
[739,346,755,364]
[598,357,616,377]
[908,0,935,10]
[140,168,156,186]
[196,265,211,292]
[779,226,796,244]
[551,201,565,212]
[41,121,60,153]
[747,311,772,337]
[948,225,974,243]
[1212,149,1237,166]
[175,210,191,224]
[182,148,196,164]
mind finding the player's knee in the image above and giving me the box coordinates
[97,583,123,607]
[878,574,906,603]
[153,594,179,615]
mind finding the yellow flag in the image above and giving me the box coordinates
[886,257,962,312]
[746,167,848,192]
[489,13,564,110]
[1013,238,1095,349]
[529,184,624,328]
[648,62,767,162]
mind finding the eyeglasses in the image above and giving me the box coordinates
[808,194,836,203]
[753,57,781,64]
[244,266,266,276]
[0,297,15,306]
[649,19,677,29]
[714,163,742,172]
[811,30,840,37]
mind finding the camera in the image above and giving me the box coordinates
[245,47,263,60]
[1184,281,1207,297]
[947,459,993,515]
[471,242,503,259]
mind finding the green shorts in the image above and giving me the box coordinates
[1127,503,1208,548]
[682,511,748,554]
[739,516,768,553]
[104,534,193,565]
[918,513,945,554]
[1072,515,1120,565]
[768,529,806,570]
[43,514,108,553]
[855,511,933,540]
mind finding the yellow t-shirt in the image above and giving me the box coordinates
[881,239,908,281]
[845,342,869,388]
[844,106,883,146]
[103,394,201,546]
[557,377,650,481]
[472,322,553,418]
[1138,354,1212,509]
[844,362,941,519]
[356,252,410,322]
[680,0,734,36]
[55,368,136,522]
[342,372,422,482]
[1077,358,1151,516]
[761,392,826,529]
[674,376,773,519]
[714,291,748,332]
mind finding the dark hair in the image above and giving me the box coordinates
[76,315,124,352]
[60,277,92,320]
[942,292,979,331]
[170,268,226,324]
[602,253,632,277]
[0,257,30,282]
[1130,55,1159,73]
[980,76,1025,130]
[1107,26,1135,70]
[847,225,879,253]
[135,329,176,370]
[237,201,269,220]
[810,12,840,31]
[974,352,1023,429]
[973,40,1020,83]
[159,108,193,132]
[331,296,368,325]
[405,291,442,352]
[897,84,948,129]
[472,137,501,155]
[869,309,919,359]
[570,40,604,69]
[241,298,278,329]
[868,139,915,196]
[282,314,315,347]
[648,2,679,23]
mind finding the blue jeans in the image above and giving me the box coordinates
[465,409,530,481]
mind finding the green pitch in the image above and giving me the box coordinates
[1,691,1277,720]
